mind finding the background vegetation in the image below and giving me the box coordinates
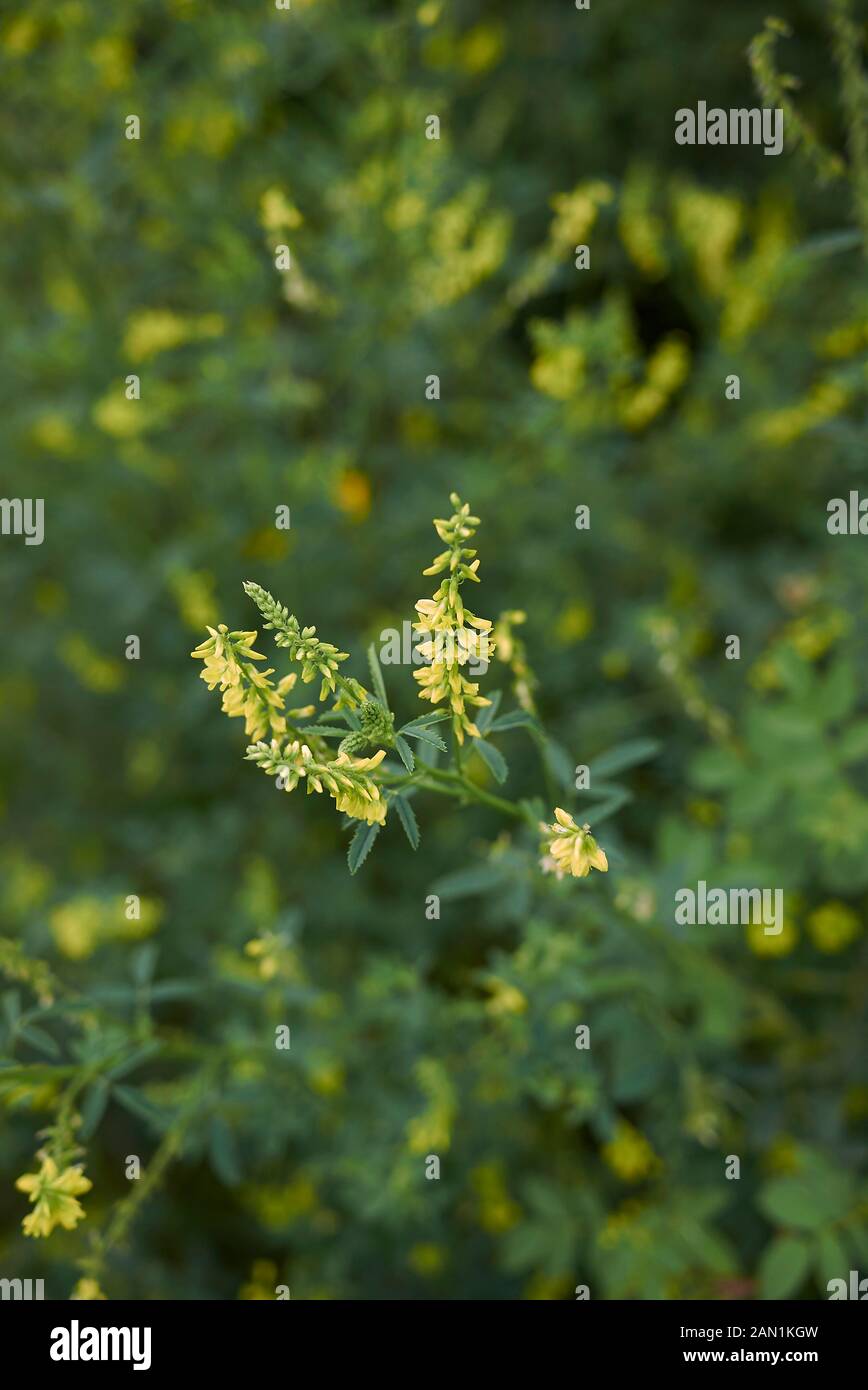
[1,0,867,1299]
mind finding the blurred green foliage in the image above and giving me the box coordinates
[1,0,867,1300]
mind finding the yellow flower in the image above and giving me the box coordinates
[413,494,495,744]
[807,901,861,954]
[602,1121,657,1182]
[539,808,608,879]
[16,1156,92,1238]
[191,625,298,740]
[71,1278,107,1300]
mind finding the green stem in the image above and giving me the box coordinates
[422,765,535,825]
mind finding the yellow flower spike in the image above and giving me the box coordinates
[16,1155,92,1238]
[539,808,609,880]
[412,495,495,743]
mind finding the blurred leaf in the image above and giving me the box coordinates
[758,1234,811,1298]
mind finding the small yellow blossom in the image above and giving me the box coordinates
[807,901,861,954]
[191,625,299,741]
[409,1242,446,1276]
[413,494,495,744]
[71,1278,107,1300]
[602,1121,658,1182]
[539,808,608,879]
[16,1156,92,1238]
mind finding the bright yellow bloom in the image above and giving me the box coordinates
[539,808,608,879]
[16,1156,92,1238]
[245,740,387,824]
[191,625,299,740]
[413,494,495,744]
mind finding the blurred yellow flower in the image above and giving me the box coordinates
[747,913,797,957]
[409,1242,446,1275]
[807,902,861,954]
[16,1156,92,1238]
[333,468,371,522]
[71,1278,107,1300]
[602,1121,658,1182]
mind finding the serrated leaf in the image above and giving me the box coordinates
[399,710,451,733]
[347,819,382,874]
[401,726,447,751]
[394,735,415,772]
[298,725,348,737]
[472,737,509,784]
[393,793,420,849]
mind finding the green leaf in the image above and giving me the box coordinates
[475,689,502,734]
[107,1041,162,1080]
[113,1084,169,1132]
[209,1115,242,1186]
[367,643,390,712]
[814,1228,848,1288]
[399,710,451,733]
[472,737,509,784]
[592,739,660,779]
[394,735,415,772]
[431,861,512,900]
[819,659,856,721]
[80,1079,111,1139]
[401,726,447,751]
[297,725,348,737]
[758,1172,853,1231]
[489,708,538,733]
[393,793,420,849]
[347,819,382,874]
[579,788,632,824]
[758,1234,811,1298]
[542,735,581,789]
[18,1025,60,1058]
[839,719,868,764]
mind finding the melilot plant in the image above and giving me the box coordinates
[192,494,612,879]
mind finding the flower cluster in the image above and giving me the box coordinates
[242,581,352,701]
[539,808,609,879]
[190,625,309,741]
[246,739,387,825]
[413,493,495,743]
[15,1154,92,1239]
